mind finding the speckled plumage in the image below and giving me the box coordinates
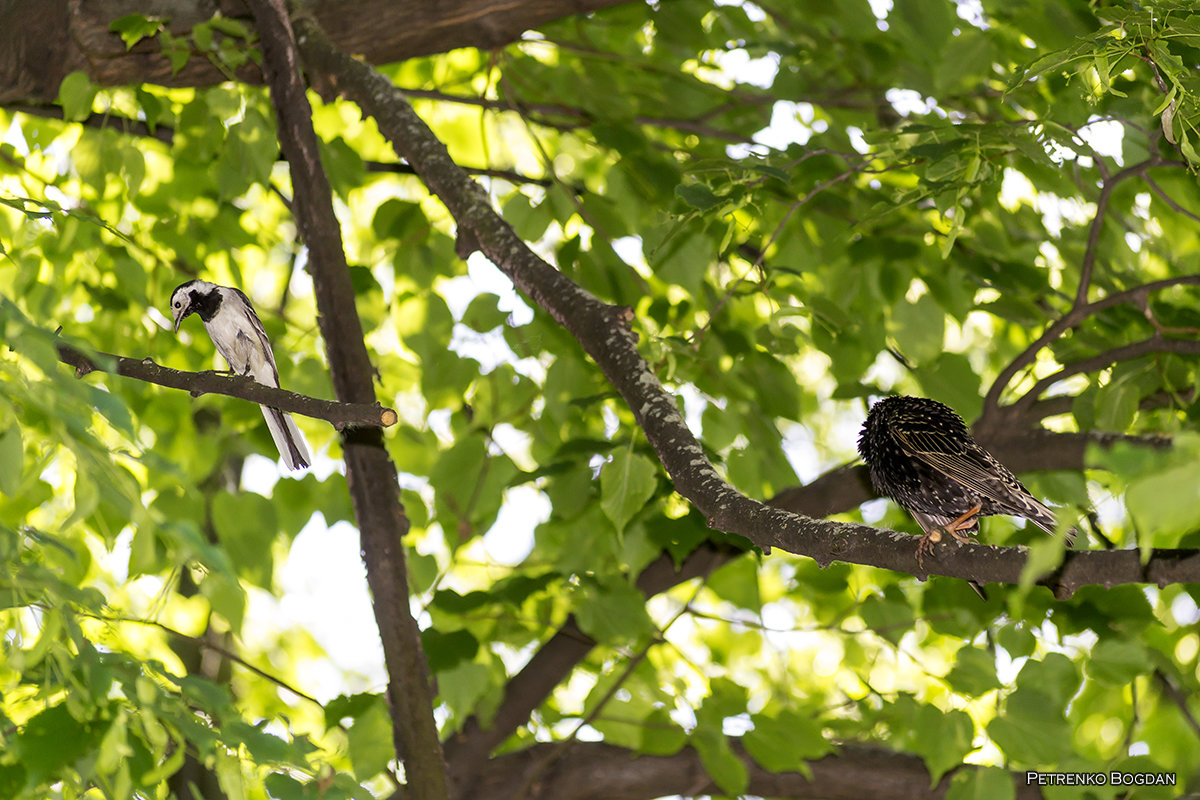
[858,396,1072,547]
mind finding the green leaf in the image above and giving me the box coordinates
[575,578,654,642]
[692,725,749,796]
[639,708,688,755]
[860,588,916,646]
[986,688,1074,764]
[675,182,721,211]
[888,292,946,365]
[461,293,509,332]
[945,766,1016,800]
[211,491,278,587]
[421,628,479,672]
[945,646,1002,696]
[15,703,109,785]
[110,14,161,49]
[1126,464,1200,545]
[325,693,384,729]
[57,72,96,121]
[0,424,23,496]
[1095,380,1139,431]
[910,706,975,785]
[502,192,551,241]
[346,700,394,779]
[1086,638,1149,685]
[437,660,491,722]
[706,556,760,611]
[600,450,658,535]
[200,571,246,631]
[744,710,832,774]
[1017,535,1067,590]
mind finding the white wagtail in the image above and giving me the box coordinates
[169,279,311,470]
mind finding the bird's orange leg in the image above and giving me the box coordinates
[916,504,982,566]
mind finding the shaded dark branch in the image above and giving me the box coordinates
[1154,668,1200,741]
[1074,160,1150,308]
[365,159,557,189]
[442,543,731,784]
[980,273,1200,424]
[100,614,323,707]
[1142,173,1200,225]
[464,740,1045,800]
[1010,336,1200,415]
[403,86,759,143]
[56,343,396,428]
[983,158,1170,415]
[245,2,448,799]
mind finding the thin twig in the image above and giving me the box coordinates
[97,614,324,707]
[1010,336,1200,414]
[1074,159,1157,309]
[983,273,1200,417]
[1154,668,1200,740]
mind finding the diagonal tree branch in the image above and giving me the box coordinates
[245,2,448,798]
[291,11,1200,596]
[442,541,735,780]
[1072,159,1154,309]
[294,15,1200,586]
[56,343,396,428]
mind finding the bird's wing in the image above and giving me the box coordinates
[893,426,1057,531]
[229,287,280,386]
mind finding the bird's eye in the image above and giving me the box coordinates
[174,301,181,308]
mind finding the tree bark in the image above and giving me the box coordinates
[0,0,634,104]
[245,1,449,797]
[463,741,1047,800]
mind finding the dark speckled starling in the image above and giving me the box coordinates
[857,395,1074,575]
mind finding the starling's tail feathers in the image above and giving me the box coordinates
[261,406,311,470]
[1022,501,1077,546]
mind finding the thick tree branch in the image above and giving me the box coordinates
[465,740,1045,800]
[56,343,396,428]
[0,0,639,104]
[293,15,1200,593]
[245,2,448,798]
[442,425,1175,786]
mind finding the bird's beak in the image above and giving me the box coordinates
[172,307,185,333]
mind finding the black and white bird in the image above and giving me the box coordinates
[169,279,311,471]
[858,395,1073,569]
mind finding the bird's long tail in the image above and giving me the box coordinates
[261,405,311,470]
